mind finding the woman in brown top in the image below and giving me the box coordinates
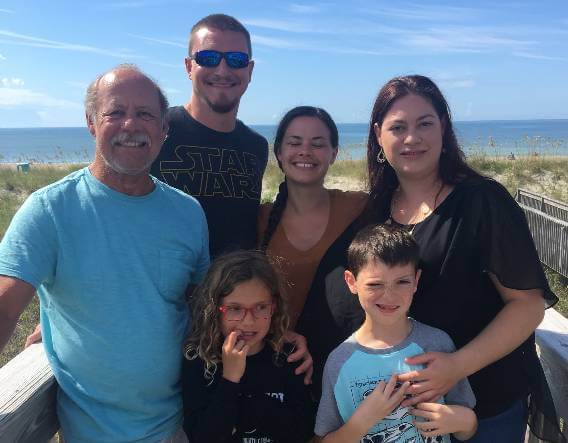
[258,106,367,330]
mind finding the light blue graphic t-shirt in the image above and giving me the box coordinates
[315,319,476,443]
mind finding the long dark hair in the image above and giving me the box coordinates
[367,75,480,220]
[260,106,339,252]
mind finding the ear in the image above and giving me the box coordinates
[86,113,96,137]
[344,270,358,295]
[373,122,382,147]
[413,269,422,293]
[330,146,339,165]
[185,57,193,80]
[161,119,169,143]
[247,59,254,83]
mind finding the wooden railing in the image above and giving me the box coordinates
[0,344,58,442]
[516,188,568,278]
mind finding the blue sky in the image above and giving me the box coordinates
[0,0,567,128]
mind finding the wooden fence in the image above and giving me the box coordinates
[516,188,568,278]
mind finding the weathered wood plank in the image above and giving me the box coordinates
[0,343,58,442]
[528,308,568,441]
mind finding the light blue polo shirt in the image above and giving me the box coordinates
[0,167,209,442]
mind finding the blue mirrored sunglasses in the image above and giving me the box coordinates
[191,50,250,69]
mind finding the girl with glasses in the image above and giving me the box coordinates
[182,250,314,443]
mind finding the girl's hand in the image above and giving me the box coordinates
[351,375,410,431]
[222,330,249,383]
[412,403,477,440]
[398,352,463,406]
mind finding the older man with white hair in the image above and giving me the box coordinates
[0,64,209,442]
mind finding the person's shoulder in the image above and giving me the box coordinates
[258,201,274,221]
[235,120,268,145]
[327,334,359,363]
[154,179,204,213]
[410,319,455,351]
[330,189,368,209]
[32,167,89,200]
[456,176,518,213]
[166,106,189,124]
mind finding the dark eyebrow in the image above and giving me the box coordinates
[417,114,437,121]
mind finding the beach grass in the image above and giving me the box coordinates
[1,156,567,367]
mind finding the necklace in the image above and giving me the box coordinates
[389,181,445,232]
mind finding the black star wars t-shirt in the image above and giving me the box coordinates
[151,106,268,257]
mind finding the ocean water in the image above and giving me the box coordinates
[0,120,567,163]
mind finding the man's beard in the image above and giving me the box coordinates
[205,96,240,114]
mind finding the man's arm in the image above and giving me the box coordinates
[0,275,37,352]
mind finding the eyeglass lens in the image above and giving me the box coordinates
[221,303,272,321]
[194,50,249,69]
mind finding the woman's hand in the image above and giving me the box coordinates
[284,330,313,385]
[221,330,249,383]
[412,403,477,440]
[398,351,464,406]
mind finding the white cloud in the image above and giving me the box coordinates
[127,33,186,48]
[401,27,535,53]
[288,3,321,14]
[0,87,81,109]
[512,52,567,61]
[1,78,24,87]
[0,53,6,60]
[164,87,183,95]
[66,81,89,90]
[244,18,318,33]
[0,8,15,13]
[0,30,138,58]
[360,4,482,22]
[251,34,303,49]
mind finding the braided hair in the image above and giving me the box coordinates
[260,106,339,253]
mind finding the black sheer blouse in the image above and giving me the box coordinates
[390,177,556,418]
[299,176,561,440]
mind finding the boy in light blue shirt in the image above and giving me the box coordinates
[315,225,477,442]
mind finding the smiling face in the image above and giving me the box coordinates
[88,69,167,176]
[219,278,274,355]
[186,27,253,115]
[345,259,420,328]
[276,116,338,187]
[374,94,445,181]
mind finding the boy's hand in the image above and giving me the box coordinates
[222,330,249,383]
[284,330,313,385]
[412,403,477,440]
[399,352,463,406]
[352,375,410,430]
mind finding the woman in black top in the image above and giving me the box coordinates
[363,75,561,442]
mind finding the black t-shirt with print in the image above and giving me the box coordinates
[151,106,268,257]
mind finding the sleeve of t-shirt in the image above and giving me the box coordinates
[182,357,240,443]
[0,192,57,288]
[191,208,210,285]
[414,322,476,409]
[476,179,556,307]
[314,354,344,437]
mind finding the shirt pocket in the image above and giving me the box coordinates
[159,248,194,302]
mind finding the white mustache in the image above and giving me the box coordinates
[111,132,150,147]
